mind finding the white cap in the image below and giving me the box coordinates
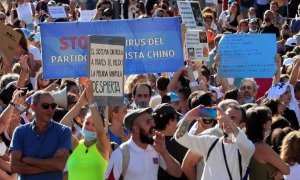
[283,58,294,66]
[285,37,297,46]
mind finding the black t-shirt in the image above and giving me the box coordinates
[259,24,280,37]
[158,136,188,180]
[283,108,299,130]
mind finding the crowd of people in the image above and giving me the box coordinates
[0,0,300,180]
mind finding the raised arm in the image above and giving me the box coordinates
[272,54,282,85]
[289,57,300,86]
[167,66,186,92]
[85,79,110,161]
[16,55,30,88]
[60,88,87,128]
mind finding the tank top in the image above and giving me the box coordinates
[248,156,276,180]
[67,140,108,180]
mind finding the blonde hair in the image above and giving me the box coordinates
[280,131,300,165]
[124,74,147,94]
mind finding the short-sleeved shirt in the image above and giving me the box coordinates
[105,139,167,180]
[259,24,280,37]
[10,120,72,180]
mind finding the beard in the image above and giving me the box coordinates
[139,127,155,144]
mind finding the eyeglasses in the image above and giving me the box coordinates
[41,103,57,110]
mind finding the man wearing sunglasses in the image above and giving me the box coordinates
[10,90,72,180]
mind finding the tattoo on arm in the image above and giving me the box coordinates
[176,120,190,139]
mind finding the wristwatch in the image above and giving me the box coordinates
[87,102,98,109]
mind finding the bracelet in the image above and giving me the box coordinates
[87,102,98,109]
[9,102,16,107]
[189,81,199,88]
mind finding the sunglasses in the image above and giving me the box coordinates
[41,103,57,110]
[0,17,5,20]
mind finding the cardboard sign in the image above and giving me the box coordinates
[48,6,67,19]
[218,34,277,78]
[88,36,125,106]
[16,2,33,24]
[79,10,96,21]
[185,29,209,61]
[177,1,204,30]
[0,24,22,65]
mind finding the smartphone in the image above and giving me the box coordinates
[199,107,217,118]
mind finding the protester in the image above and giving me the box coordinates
[175,104,255,180]
[10,90,72,180]
[245,106,290,180]
[280,131,300,180]
[63,79,110,180]
[105,107,182,179]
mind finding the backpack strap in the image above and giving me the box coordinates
[206,138,219,162]
[119,142,130,180]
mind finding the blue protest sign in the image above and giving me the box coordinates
[218,34,276,78]
[40,18,183,79]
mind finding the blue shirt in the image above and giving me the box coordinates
[10,120,72,180]
[108,127,130,145]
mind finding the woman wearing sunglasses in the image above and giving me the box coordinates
[60,79,110,180]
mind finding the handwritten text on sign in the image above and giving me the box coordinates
[218,34,276,78]
[90,44,124,97]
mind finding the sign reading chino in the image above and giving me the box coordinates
[41,18,183,79]
[88,36,125,106]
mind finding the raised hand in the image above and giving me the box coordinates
[84,79,94,104]
[153,131,167,154]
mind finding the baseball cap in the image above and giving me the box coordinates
[228,0,236,3]
[249,18,259,24]
[167,92,179,102]
[283,58,294,66]
[285,37,297,46]
[152,103,181,122]
[123,107,152,130]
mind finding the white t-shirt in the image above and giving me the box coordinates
[176,129,255,180]
[219,10,229,27]
[29,45,41,61]
[284,163,300,180]
[105,139,167,180]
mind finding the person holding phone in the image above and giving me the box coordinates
[175,104,255,180]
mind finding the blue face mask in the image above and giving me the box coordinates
[81,129,97,141]
[245,97,254,103]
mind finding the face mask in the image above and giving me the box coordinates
[0,106,4,113]
[249,15,256,19]
[282,34,290,40]
[136,100,148,108]
[17,104,27,112]
[193,71,199,80]
[245,97,254,103]
[249,28,257,33]
[0,142,7,156]
[264,129,271,138]
[81,129,97,141]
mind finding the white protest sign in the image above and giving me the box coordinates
[177,1,204,30]
[16,2,33,24]
[79,10,96,21]
[185,29,209,61]
[48,6,67,19]
[88,36,125,106]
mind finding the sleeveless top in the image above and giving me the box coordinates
[248,156,276,180]
[225,15,239,33]
[67,139,108,180]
